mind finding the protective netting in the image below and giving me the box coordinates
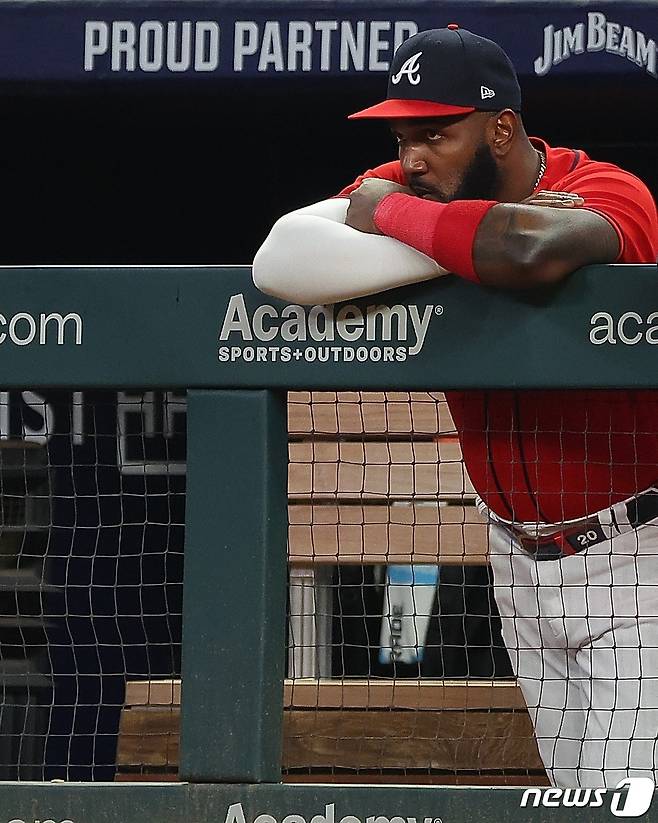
[4,388,655,787]
[0,390,185,781]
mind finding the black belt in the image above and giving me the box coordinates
[515,489,658,561]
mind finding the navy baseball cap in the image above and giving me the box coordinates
[349,26,521,119]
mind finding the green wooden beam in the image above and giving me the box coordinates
[180,390,288,782]
[0,265,656,389]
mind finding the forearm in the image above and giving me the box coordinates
[253,199,447,304]
[373,195,620,288]
[473,203,620,287]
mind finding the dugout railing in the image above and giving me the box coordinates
[0,263,655,822]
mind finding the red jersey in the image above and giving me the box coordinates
[340,139,658,522]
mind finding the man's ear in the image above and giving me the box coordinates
[488,109,517,159]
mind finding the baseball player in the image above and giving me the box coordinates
[253,27,658,788]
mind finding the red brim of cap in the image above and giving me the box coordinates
[348,99,475,120]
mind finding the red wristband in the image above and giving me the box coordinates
[373,193,496,282]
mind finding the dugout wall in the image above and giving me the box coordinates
[0,264,657,821]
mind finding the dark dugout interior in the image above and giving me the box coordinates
[1,72,657,266]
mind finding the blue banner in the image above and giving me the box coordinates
[0,2,656,84]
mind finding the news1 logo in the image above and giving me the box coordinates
[520,777,654,817]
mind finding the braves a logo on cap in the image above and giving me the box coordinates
[391,51,422,85]
[480,86,495,100]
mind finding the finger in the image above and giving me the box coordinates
[534,189,581,196]
[534,193,582,201]
[537,191,584,201]
[545,201,583,208]
[526,200,585,209]
[530,202,577,209]
[530,196,585,207]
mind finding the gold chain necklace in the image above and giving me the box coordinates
[533,149,547,191]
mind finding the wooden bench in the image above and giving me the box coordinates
[116,678,548,785]
[287,391,486,565]
[287,392,487,677]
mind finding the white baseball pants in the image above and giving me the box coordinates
[488,515,658,788]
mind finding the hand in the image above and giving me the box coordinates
[522,190,585,208]
[346,178,414,234]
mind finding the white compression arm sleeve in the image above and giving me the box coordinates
[252,198,449,305]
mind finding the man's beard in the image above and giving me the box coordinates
[411,142,500,202]
[450,142,500,201]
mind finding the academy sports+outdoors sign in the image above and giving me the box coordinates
[217,293,440,363]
